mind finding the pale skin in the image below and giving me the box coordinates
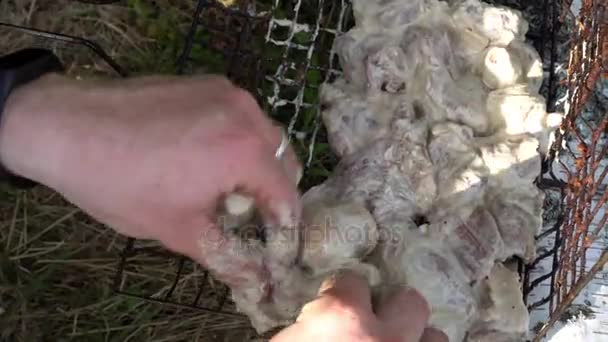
[0,74,446,342]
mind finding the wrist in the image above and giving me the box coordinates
[0,73,80,188]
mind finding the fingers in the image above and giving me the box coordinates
[376,287,430,342]
[228,137,301,243]
[229,130,299,206]
[421,328,449,342]
[214,84,303,262]
[229,87,303,186]
[298,271,373,322]
[223,91,302,228]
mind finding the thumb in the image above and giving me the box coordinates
[376,287,430,341]
[421,328,449,342]
[298,271,373,322]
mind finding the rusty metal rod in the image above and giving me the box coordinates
[534,250,608,341]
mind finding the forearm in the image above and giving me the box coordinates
[0,73,111,191]
[0,73,69,186]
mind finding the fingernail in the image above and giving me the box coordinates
[319,274,339,293]
[421,328,449,342]
[319,270,350,292]
[319,270,362,293]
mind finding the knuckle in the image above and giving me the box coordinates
[231,88,258,107]
[234,129,269,156]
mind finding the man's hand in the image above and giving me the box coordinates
[271,272,448,342]
[0,74,301,288]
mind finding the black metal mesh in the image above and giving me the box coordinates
[113,239,242,316]
[1,0,605,340]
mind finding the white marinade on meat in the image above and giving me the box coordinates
[220,0,564,340]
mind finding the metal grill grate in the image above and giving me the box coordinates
[175,0,358,188]
[1,0,605,340]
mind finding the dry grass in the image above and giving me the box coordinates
[0,0,197,76]
[0,1,257,340]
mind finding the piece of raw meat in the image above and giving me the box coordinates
[468,263,529,341]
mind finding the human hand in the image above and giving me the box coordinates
[0,74,301,290]
[271,272,448,342]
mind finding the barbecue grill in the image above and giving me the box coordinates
[1,0,605,340]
